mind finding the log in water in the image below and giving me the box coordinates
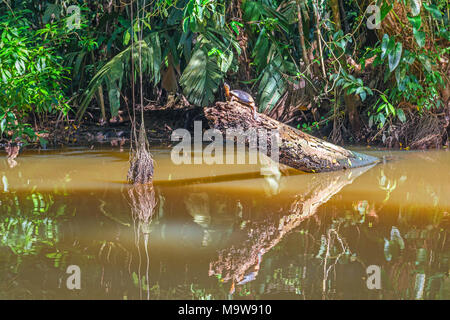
[204,101,379,172]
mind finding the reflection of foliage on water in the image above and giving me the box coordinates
[223,197,449,300]
[1,160,448,300]
[0,166,75,257]
[0,189,81,299]
[0,192,68,256]
[381,217,449,300]
[203,162,449,300]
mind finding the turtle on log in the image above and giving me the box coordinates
[224,83,258,120]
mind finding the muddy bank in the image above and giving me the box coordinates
[38,105,206,149]
[3,102,449,153]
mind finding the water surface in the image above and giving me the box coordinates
[0,148,448,299]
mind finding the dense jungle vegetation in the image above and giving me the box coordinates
[0,0,449,148]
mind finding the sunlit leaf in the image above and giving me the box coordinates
[410,0,421,16]
[381,34,390,60]
[388,42,402,72]
[407,15,421,29]
[180,47,223,107]
[413,28,426,47]
[397,108,406,122]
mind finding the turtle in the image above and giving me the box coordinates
[224,83,258,120]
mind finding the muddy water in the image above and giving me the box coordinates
[0,148,448,300]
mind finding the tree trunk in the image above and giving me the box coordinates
[296,0,310,75]
[204,102,379,172]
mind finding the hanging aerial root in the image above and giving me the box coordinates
[127,124,154,184]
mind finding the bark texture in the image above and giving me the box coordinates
[204,101,379,172]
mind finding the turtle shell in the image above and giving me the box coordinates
[230,89,254,104]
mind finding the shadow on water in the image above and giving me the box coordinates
[0,149,448,300]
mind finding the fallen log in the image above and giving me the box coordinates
[204,101,378,172]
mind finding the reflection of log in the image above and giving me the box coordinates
[204,102,378,172]
[208,165,374,285]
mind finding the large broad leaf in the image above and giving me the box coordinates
[410,0,421,16]
[242,0,263,22]
[407,15,421,29]
[77,37,161,121]
[388,42,402,72]
[242,0,289,32]
[204,29,240,73]
[107,85,121,116]
[105,61,123,117]
[395,65,406,90]
[180,48,223,107]
[397,108,406,123]
[257,54,294,112]
[423,3,443,19]
[413,28,426,47]
[381,34,390,60]
[142,33,162,84]
[380,3,393,21]
[253,28,270,72]
[43,4,61,24]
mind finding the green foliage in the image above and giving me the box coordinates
[242,0,300,112]
[0,12,70,142]
[366,1,447,128]
[78,36,162,119]
[0,0,448,147]
[180,46,223,106]
[331,70,373,102]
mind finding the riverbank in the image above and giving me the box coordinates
[4,103,449,153]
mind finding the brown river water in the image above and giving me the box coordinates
[0,147,448,300]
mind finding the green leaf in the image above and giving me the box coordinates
[43,4,61,24]
[252,29,270,72]
[0,118,6,134]
[410,0,421,16]
[407,15,421,29]
[107,86,121,117]
[380,3,393,21]
[258,54,293,112]
[180,47,223,107]
[230,21,243,36]
[413,28,426,47]
[381,34,390,60]
[388,42,402,72]
[359,90,367,101]
[388,103,396,115]
[397,109,406,122]
[242,1,263,22]
[182,17,189,33]
[423,3,443,19]
[123,30,131,46]
[395,66,406,90]
[379,113,386,127]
